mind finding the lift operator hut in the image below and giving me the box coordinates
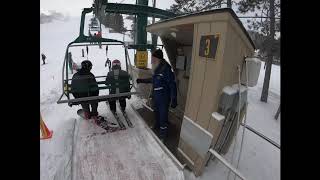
[146,8,255,176]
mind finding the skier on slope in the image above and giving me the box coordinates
[68,52,74,74]
[136,49,177,142]
[97,31,102,38]
[105,58,111,71]
[71,60,99,120]
[105,45,108,57]
[105,59,131,113]
[89,31,92,44]
[82,49,85,57]
[86,45,89,56]
[41,53,46,64]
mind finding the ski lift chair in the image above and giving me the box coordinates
[57,35,139,107]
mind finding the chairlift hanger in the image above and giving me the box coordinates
[57,36,139,106]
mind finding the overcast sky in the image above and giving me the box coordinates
[40,0,176,17]
[40,0,280,37]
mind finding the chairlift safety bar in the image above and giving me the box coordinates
[69,43,123,47]
[57,92,140,104]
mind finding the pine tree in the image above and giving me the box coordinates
[168,0,227,14]
[237,0,280,102]
[126,15,136,41]
[100,13,126,33]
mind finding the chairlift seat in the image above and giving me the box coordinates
[57,38,138,106]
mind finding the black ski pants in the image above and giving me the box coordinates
[108,98,126,112]
[81,102,98,116]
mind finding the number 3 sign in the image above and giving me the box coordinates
[199,34,220,60]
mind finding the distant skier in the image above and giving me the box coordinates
[72,62,80,72]
[105,59,131,113]
[41,53,46,65]
[86,45,89,57]
[94,33,97,42]
[82,49,85,57]
[97,31,102,49]
[105,45,108,57]
[71,60,99,120]
[105,58,111,71]
[89,32,93,44]
[68,52,73,74]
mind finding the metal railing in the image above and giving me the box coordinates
[209,149,247,180]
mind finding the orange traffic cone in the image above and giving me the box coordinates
[40,113,53,140]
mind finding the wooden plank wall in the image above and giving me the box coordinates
[179,20,229,176]
[178,14,254,176]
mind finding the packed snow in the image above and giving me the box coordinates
[184,61,280,180]
[40,17,184,180]
[41,16,280,180]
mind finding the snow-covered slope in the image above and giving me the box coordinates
[185,62,280,180]
[40,17,184,180]
[41,16,280,180]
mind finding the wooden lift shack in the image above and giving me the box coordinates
[133,8,256,177]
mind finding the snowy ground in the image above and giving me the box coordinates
[184,62,280,180]
[41,17,280,180]
[40,17,184,180]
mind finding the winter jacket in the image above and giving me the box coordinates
[105,69,130,94]
[152,61,177,105]
[71,69,99,98]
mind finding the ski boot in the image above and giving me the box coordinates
[88,112,97,123]
[84,111,91,120]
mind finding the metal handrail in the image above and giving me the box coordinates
[209,149,247,180]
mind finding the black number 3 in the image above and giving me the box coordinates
[205,38,210,56]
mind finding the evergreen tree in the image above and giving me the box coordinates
[126,15,136,41]
[100,13,126,33]
[168,0,227,15]
[237,0,280,102]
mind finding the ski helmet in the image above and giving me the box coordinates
[112,59,121,69]
[81,60,92,71]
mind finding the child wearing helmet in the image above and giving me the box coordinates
[105,59,131,113]
[71,60,99,119]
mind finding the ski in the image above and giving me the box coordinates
[111,111,126,130]
[77,109,119,133]
[95,116,119,132]
[120,109,134,128]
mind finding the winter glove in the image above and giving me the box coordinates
[136,78,152,84]
[170,98,177,109]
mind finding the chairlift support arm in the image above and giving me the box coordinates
[100,3,176,19]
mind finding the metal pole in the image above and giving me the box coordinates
[234,60,250,180]
[227,65,242,180]
[209,149,247,180]
[125,45,128,72]
[240,123,280,149]
[151,0,157,51]
[274,104,280,120]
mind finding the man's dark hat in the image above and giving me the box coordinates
[152,49,164,60]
